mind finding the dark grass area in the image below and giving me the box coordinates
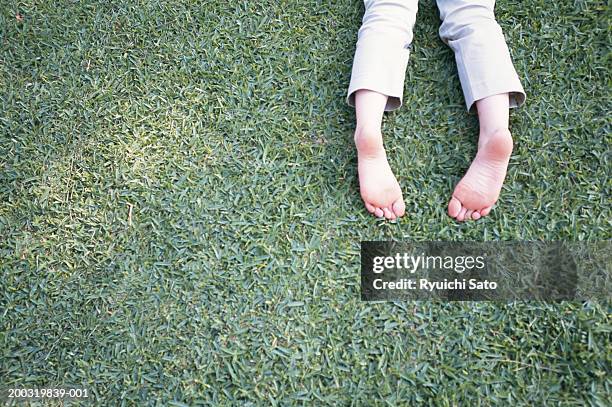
[1,0,611,404]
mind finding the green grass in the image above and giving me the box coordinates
[1,0,610,405]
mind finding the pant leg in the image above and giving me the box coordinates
[437,0,526,112]
[347,0,419,112]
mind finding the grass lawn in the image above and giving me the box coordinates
[1,0,610,404]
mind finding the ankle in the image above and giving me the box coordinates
[354,125,384,156]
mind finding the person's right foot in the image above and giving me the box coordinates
[355,126,405,220]
[447,129,513,221]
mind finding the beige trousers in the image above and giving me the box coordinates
[347,0,526,112]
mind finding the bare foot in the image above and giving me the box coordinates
[355,126,405,220]
[448,129,513,221]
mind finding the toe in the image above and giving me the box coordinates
[448,197,462,218]
[480,206,492,217]
[365,202,376,214]
[457,206,467,221]
[465,210,474,220]
[383,207,395,220]
[392,199,406,218]
[472,211,481,220]
[374,207,384,218]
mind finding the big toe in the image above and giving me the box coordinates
[392,199,406,218]
[364,202,376,214]
[448,197,462,218]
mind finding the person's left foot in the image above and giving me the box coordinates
[355,126,405,220]
[447,129,513,221]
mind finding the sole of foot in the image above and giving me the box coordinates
[355,126,405,220]
[448,128,513,221]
